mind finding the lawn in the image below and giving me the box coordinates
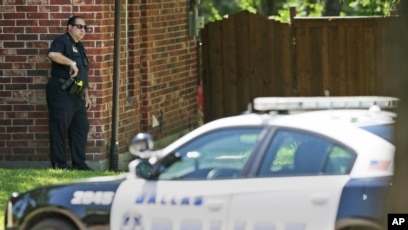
[0,168,122,230]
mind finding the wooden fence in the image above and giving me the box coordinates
[201,11,404,122]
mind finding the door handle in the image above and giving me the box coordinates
[206,199,224,211]
[310,193,329,205]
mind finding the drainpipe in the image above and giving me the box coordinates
[109,0,121,171]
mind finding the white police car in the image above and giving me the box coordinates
[5,96,397,230]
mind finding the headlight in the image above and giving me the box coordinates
[6,200,13,228]
[6,193,19,228]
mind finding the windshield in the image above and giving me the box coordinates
[154,128,264,180]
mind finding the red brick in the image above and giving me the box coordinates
[26,154,49,161]
[4,155,26,161]
[3,27,24,33]
[5,55,27,62]
[7,126,28,133]
[0,119,12,126]
[0,6,15,12]
[16,49,39,55]
[16,20,39,26]
[4,12,25,19]
[16,5,38,12]
[0,34,15,40]
[39,5,60,12]
[0,63,13,69]
[5,83,28,90]
[12,133,34,139]
[26,27,48,33]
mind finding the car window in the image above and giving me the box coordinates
[258,129,356,177]
[325,145,355,174]
[157,128,264,180]
[360,123,394,143]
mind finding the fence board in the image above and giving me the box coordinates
[222,15,238,117]
[235,12,251,114]
[203,21,224,122]
[294,21,311,96]
[321,26,330,93]
[310,26,324,95]
[273,22,292,96]
[364,26,376,94]
[250,14,264,98]
[337,24,347,95]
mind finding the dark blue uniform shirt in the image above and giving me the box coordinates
[49,32,90,87]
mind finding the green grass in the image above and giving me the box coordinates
[0,168,122,230]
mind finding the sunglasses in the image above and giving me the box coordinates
[72,24,89,31]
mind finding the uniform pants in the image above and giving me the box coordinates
[46,77,89,169]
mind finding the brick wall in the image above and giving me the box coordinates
[0,0,198,169]
[139,0,198,139]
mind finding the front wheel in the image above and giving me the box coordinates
[339,227,381,230]
[30,218,77,230]
[336,218,383,230]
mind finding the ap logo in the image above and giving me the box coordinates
[388,214,408,230]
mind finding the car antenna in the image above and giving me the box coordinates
[242,102,253,114]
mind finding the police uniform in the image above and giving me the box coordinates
[46,32,90,170]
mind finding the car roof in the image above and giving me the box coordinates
[164,96,396,149]
[186,104,396,134]
[164,106,395,150]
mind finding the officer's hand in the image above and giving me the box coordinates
[70,64,78,78]
[85,96,92,111]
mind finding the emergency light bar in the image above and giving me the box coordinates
[254,96,398,111]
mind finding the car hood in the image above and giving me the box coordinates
[7,173,127,228]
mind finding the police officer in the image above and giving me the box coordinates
[46,15,92,170]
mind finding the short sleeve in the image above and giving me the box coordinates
[49,37,66,53]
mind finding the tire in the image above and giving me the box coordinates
[339,225,382,230]
[336,218,383,230]
[340,227,377,230]
[30,218,77,230]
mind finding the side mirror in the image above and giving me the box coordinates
[128,133,154,158]
[135,160,153,179]
[128,159,153,179]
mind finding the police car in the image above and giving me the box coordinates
[5,96,397,230]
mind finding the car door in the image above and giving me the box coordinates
[226,129,356,230]
[111,127,265,230]
[111,178,231,230]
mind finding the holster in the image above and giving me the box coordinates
[68,80,86,96]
